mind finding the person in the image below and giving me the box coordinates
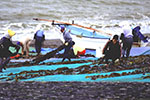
[60,26,72,43]
[0,29,20,72]
[99,35,121,64]
[34,25,45,56]
[60,26,75,62]
[120,21,133,58]
[73,45,86,57]
[62,41,75,62]
[17,36,32,57]
[132,26,148,43]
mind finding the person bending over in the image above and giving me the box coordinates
[99,35,121,65]
[60,26,75,62]
[17,36,32,57]
[0,29,20,72]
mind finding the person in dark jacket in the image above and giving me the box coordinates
[62,41,75,62]
[34,26,45,56]
[99,35,121,64]
[0,29,20,72]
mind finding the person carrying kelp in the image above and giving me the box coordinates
[34,25,45,56]
[120,21,133,58]
[0,29,20,72]
[60,26,75,62]
[99,35,121,65]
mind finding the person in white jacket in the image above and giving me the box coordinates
[120,21,133,58]
[17,36,32,57]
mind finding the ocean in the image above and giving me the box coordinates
[0,0,150,41]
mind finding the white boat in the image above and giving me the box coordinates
[56,24,112,57]
[33,18,150,57]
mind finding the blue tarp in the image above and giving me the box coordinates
[130,47,150,56]
[1,47,150,82]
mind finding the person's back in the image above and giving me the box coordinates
[34,30,45,42]
[17,36,32,56]
[122,25,133,38]
[60,26,72,43]
[63,31,72,43]
[120,21,133,58]
[34,29,45,56]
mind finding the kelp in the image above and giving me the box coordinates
[2,55,150,81]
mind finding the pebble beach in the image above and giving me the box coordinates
[0,82,150,100]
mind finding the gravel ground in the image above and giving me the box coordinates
[0,81,150,100]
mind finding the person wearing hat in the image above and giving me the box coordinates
[0,29,20,72]
[34,25,45,56]
[99,35,121,65]
[60,26,72,43]
[60,26,75,62]
[120,22,133,58]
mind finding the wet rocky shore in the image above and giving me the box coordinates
[0,81,150,100]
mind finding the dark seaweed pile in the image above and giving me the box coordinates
[3,54,150,81]
[1,46,150,99]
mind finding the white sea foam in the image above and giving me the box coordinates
[0,0,150,41]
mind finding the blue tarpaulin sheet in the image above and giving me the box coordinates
[0,47,150,82]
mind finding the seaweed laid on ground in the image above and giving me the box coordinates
[8,59,94,68]
[31,44,66,64]
[3,55,150,81]
[85,69,143,80]
[2,45,150,82]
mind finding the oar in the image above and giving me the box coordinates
[33,18,112,36]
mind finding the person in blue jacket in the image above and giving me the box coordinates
[0,29,20,72]
[34,26,45,56]
[132,26,148,43]
[60,26,75,62]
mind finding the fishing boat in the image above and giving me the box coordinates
[56,24,112,57]
[33,18,113,57]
